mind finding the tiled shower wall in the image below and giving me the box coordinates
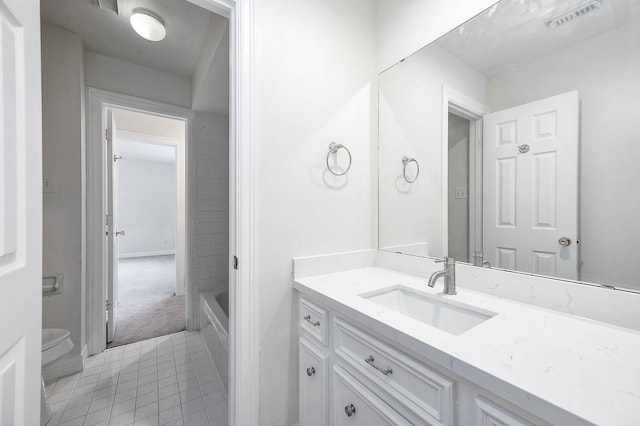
[191,112,229,327]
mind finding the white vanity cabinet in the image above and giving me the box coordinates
[299,337,330,426]
[298,297,331,426]
[297,294,550,426]
[298,295,454,425]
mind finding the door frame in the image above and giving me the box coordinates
[87,88,193,353]
[87,0,261,423]
[441,86,487,259]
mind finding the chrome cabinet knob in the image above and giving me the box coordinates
[344,404,356,417]
[558,237,571,247]
[306,367,315,377]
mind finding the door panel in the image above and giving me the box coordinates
[483,91,579,279]
[0,0,42,424]
[299,338,329,426]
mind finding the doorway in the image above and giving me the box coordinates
[88,89,192,355]
[447,112,471,263]
[106,107,187,347]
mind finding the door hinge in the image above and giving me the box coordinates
[105,129,112,142]
[106,299,112,310]
[233,256,238,270]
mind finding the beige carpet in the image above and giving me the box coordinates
[107,255,185,348]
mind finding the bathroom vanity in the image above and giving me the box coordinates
[294,0,640,423]
[293,252,640,426]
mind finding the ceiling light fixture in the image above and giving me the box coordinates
[130,8,166,41]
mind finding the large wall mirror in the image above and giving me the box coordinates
[378,0,640,292]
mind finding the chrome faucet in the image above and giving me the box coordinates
[428,257,457,295]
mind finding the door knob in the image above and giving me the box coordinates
[558,237,571,247]
[344,404,356,417]
[115,230,126,236]
[306,367,315,377]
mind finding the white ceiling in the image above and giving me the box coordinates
[114,108,181,163]
[41,0,219,78]
[118,139,176,163]
[113,107,185,140]
[41,0,230,116]
[435,0,640,76]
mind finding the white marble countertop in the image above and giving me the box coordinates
[293,266,640,426]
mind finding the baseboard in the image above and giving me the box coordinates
[81,344,88,365]
[42,344,86,381]
[119,250,175,259]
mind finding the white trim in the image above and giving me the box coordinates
[118,250,176,259]
[226,0,260,424]
[441,86,487,259]
[86,88,193,355]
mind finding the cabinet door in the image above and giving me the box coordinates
[476,396,534,426]
[300,338,330,426]
[332,365,412,426]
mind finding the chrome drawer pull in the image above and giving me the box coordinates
[344,404,356,417]
[306,366,316,376]
[365,355,393,376]
[303,315,320,327]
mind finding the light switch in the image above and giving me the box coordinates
[455,186,468,199]
[43,175,54,193]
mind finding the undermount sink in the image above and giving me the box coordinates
[360,286,496,335]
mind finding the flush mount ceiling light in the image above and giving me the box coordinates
[130,8,166,41]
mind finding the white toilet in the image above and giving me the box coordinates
[41,329,73,426]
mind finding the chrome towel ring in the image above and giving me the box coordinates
[402,156,419,183]
[326,142,352,176]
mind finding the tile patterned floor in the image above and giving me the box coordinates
[44,332,227,426]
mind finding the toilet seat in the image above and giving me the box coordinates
[41,329,74,426]
[41,328,73,366]
[42,328,70,351]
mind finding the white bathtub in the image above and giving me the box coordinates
[200,290,228,394]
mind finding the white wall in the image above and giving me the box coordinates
[375,0,498,72]
[487,19,640,290]
[191,112,229,324]
[257,0,376,422]
[85,51,192,109]
[378,43,486,256]
[192,14,230,116]
[118,159,177,258]
[41,24,86,355]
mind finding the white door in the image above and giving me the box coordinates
[0,0,43,424]
[483,91,579,279]
[106,110,120,343]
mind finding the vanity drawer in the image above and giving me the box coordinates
[332,365,412,426]
[299,297,329,345]
[335,318,454,425]
[475,396,534,426]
